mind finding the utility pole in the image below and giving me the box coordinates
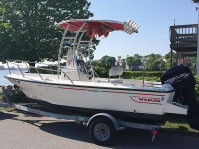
[174,19,176,26]
[170,19,175,68]
[193,0,199,75]
[197,7,199,75]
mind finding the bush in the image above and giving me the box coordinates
[9,88,32,103]
[195,75,199,102]
[122,71,164,79]
[0,91,3,102]
[94,64,111,78]
[1,87,32,103]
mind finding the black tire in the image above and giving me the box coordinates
[89,117,116,146]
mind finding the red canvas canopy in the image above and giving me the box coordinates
[57,20,125,38]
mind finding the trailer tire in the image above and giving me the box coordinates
[89,117,115,146]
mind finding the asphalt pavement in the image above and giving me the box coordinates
[0,111,199,149]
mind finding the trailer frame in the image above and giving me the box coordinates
[14,103,160,145]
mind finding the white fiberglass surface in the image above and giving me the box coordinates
[5,73,173,92]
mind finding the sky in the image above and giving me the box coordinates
[88,0,198,60]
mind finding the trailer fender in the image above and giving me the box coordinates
[87,113,120,131]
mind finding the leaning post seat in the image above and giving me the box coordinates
[108,67,123,83]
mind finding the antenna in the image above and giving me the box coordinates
[174,19,176,26]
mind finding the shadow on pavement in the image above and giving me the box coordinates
[0,111,18,120]
[40,122,92,143]
[39,121,199,149]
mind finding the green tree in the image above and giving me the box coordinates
[133,54,141,59]
[190,57,196,67]
[100,55,109,64]
[146,58,166,71]
[126,56,134,69]
[117,56,121,61]
[147,53,156,58]
[131,58,141,70]
[145,53,162,59]
[133,58,141,65]
[94,63,110,78]
[0,0,93,64]
[105,56,116,67]
[146,57,156,70]
[155,54,162,59]
[152,60,162,71]
[92,60,99,66]
[165,58,177,69]
[164,52,177,60]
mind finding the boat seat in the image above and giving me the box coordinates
[109,67,123,77]
[108,67,123,83]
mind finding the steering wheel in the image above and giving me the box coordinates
[79,62,89,75]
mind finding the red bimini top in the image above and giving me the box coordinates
[57,19,139,38]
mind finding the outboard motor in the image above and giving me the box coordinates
[160,64,199,130]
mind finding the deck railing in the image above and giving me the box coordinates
[6,60,74,84]
[170,24,198,45]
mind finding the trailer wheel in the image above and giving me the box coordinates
[89,117,115,146]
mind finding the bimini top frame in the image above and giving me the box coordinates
[56,19,140,81]
[57,19,140,36]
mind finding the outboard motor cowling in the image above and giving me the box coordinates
[160,64,199,130]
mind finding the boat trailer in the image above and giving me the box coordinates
[14,103,160,145]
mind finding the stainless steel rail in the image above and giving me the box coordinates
[6,60,74,85]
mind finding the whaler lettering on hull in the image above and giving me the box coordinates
[130,96,164,105]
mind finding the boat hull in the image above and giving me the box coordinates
[6,76,175,122]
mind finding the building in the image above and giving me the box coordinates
[170,24,197,71]
[115,59,127,69]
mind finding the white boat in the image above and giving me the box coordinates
[5,19,188,122]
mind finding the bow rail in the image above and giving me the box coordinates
[6,60,74,85]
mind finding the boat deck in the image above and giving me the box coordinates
[5,73,172,92]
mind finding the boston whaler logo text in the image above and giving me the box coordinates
[164,73,189,84]
[130,96,164,105]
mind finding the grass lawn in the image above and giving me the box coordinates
[0,107,16,112]
[0,91,4,102]
[160,115,199,137]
